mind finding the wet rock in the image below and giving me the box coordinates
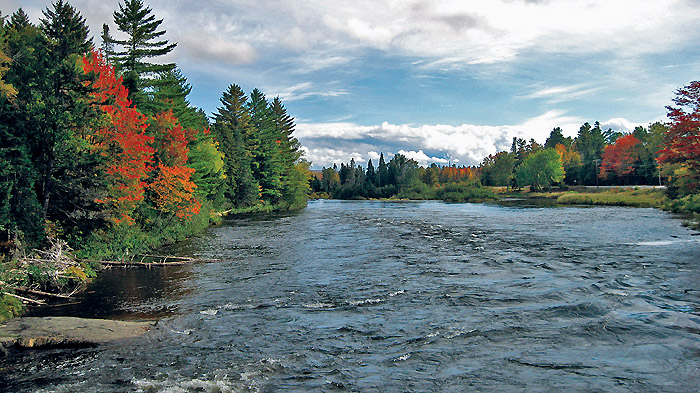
[0,317,153,349]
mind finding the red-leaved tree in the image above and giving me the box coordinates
[82,49,155,225]
[658,81,700,193]
[147,110,201,219]
[599,134,642,180]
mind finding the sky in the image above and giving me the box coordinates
[5,0,700,168]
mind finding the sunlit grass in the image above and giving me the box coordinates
[556,188,667,208]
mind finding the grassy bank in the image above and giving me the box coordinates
[555,188,667,208]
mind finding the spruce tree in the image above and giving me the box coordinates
[108,0,177,108]
[37,0,94,221]
[248,89,283,204]
[212,84,259,207]
[270,97,307,208]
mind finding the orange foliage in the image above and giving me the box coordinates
[149,163,201,219]
[83,49,155,225]
[599,134,641,179]
[150,110,197,167]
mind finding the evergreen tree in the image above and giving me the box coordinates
[270,97,307,208]
[544,127,570,149]
[108,0,177,108]
[377,152,387,187]
[248,89,283,203]
[100,23,115,65]
[212,84,259,207]
[150,68,208,129]
[573,122,607,185]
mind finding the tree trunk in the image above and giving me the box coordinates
[42,152,55,220]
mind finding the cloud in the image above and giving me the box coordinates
[600,118,644,133]
[296,110,593,168]
[519,83,603,104]
[178,35,258,66]
[266,82,350,102]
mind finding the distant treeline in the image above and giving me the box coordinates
[0,1,309,258]
[313,108,700,209]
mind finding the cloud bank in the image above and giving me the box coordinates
[297,112,644,168]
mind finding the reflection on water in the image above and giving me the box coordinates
[2,200,700,392]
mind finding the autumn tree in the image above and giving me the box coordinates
[82,49,155,225]
[599,134,643,183]
[658,81,700,196]
[555,143,582,185]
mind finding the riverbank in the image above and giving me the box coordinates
[497,186,668,208]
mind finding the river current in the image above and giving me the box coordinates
[2,200,699,392]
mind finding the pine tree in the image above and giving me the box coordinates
[36,0,93,220]
[100,23,115,65]
[108,0,177,108]
[212,84,259,207]
[377,153,387,187]
[270,97,307,208]
[248,89,283,204]
[149,68,208,129]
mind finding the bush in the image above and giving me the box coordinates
[435,183,496,202]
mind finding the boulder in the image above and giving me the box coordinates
[0,316,153,350]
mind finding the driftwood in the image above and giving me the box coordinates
[2,292,45,305]
[86,255,220,268]
[11,286,73,299]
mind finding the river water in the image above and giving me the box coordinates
[2,200,699,392]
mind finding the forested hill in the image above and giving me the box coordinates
[0,1,311,259]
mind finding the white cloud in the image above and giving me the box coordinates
[398,150,451,166]
[601,118,644,133]
[296,110,595,168]
[519,83,603,104]
[266,82,350,102]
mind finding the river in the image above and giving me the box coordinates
[2,200,699,392]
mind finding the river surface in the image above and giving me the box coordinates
[2,200,700,392]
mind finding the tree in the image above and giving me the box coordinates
[82,49,155,225]
[599,134,642,183]
[544,127,570,149]
[573,122,606,185]
[270,97,307,209]
[34,1,93,220]
[248,89,283,203]
[480,151,516,186]
[108,0,177,108]
[658,81,700,195]
[212,84,259,207]
[555,143,581,185]
[516,148,565,191]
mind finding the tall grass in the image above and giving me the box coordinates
[556,188,667,208]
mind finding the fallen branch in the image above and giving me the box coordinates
[11,286,72,299]
[82,256,219,268]
[2,292,45,305]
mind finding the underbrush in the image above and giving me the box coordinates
[434,183,497,203]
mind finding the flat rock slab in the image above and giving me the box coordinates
[0,317,154,349]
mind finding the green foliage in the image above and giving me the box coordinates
[108,0,177,106]
[435,183,496,202]
[516,148,565,191]
[0,294,23,322]
[481,151,516,186]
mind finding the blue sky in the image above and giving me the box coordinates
[7,0,700,168]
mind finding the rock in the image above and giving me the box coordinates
[0,317,154,349]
